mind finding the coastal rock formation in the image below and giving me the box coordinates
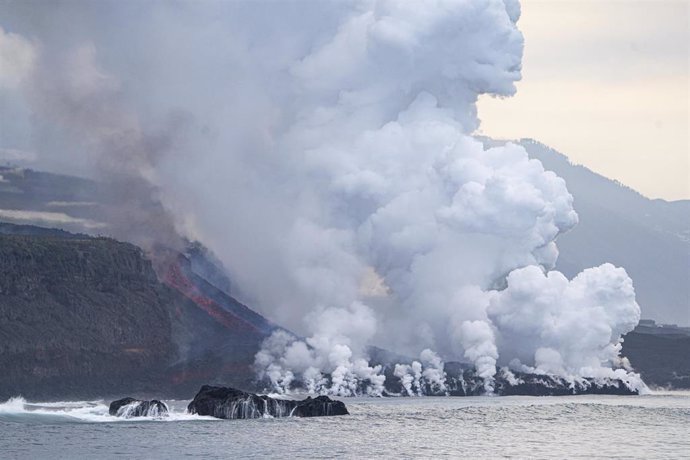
[109,397,169,417]
[187,385,349,419]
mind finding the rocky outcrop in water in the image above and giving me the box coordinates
[109,397,169,417]
[187,385,349,419]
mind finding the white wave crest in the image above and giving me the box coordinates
[0,397,219,424]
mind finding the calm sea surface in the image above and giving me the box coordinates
[1,392,688,459]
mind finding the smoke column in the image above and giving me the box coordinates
[0,0,643,394]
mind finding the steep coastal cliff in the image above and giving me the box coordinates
[0,224,273,400]
[0,232,173,398]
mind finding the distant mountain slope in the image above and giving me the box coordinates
[0,166,109,232]
[514,139,689,325]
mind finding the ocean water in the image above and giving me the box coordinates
[1,392,688,459]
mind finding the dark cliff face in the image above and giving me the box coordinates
[621,332,690,389]
[0,233,176,399]
[0,225,275,400]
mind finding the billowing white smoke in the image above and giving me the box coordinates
[1,0,643,395]
[489,264,642,386]
[248,0,640,394]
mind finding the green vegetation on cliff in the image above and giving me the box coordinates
[0,233,176,398]
[0,225,268,400]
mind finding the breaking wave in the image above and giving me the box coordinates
[0,397,218,424]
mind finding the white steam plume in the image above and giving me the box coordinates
[394,349,447,396]
[489,264,642,385]
[0,0,643,395]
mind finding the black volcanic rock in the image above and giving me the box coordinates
[109,397,168,417]
[493,373,638,396]
[440,366,639,396]
[289,395,349,417]
[380,361,640,397]
[187,385,349,419]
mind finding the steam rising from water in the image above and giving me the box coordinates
[394,350,448,396]
[0,0,642,394]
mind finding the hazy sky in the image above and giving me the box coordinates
[477,0,689,201]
